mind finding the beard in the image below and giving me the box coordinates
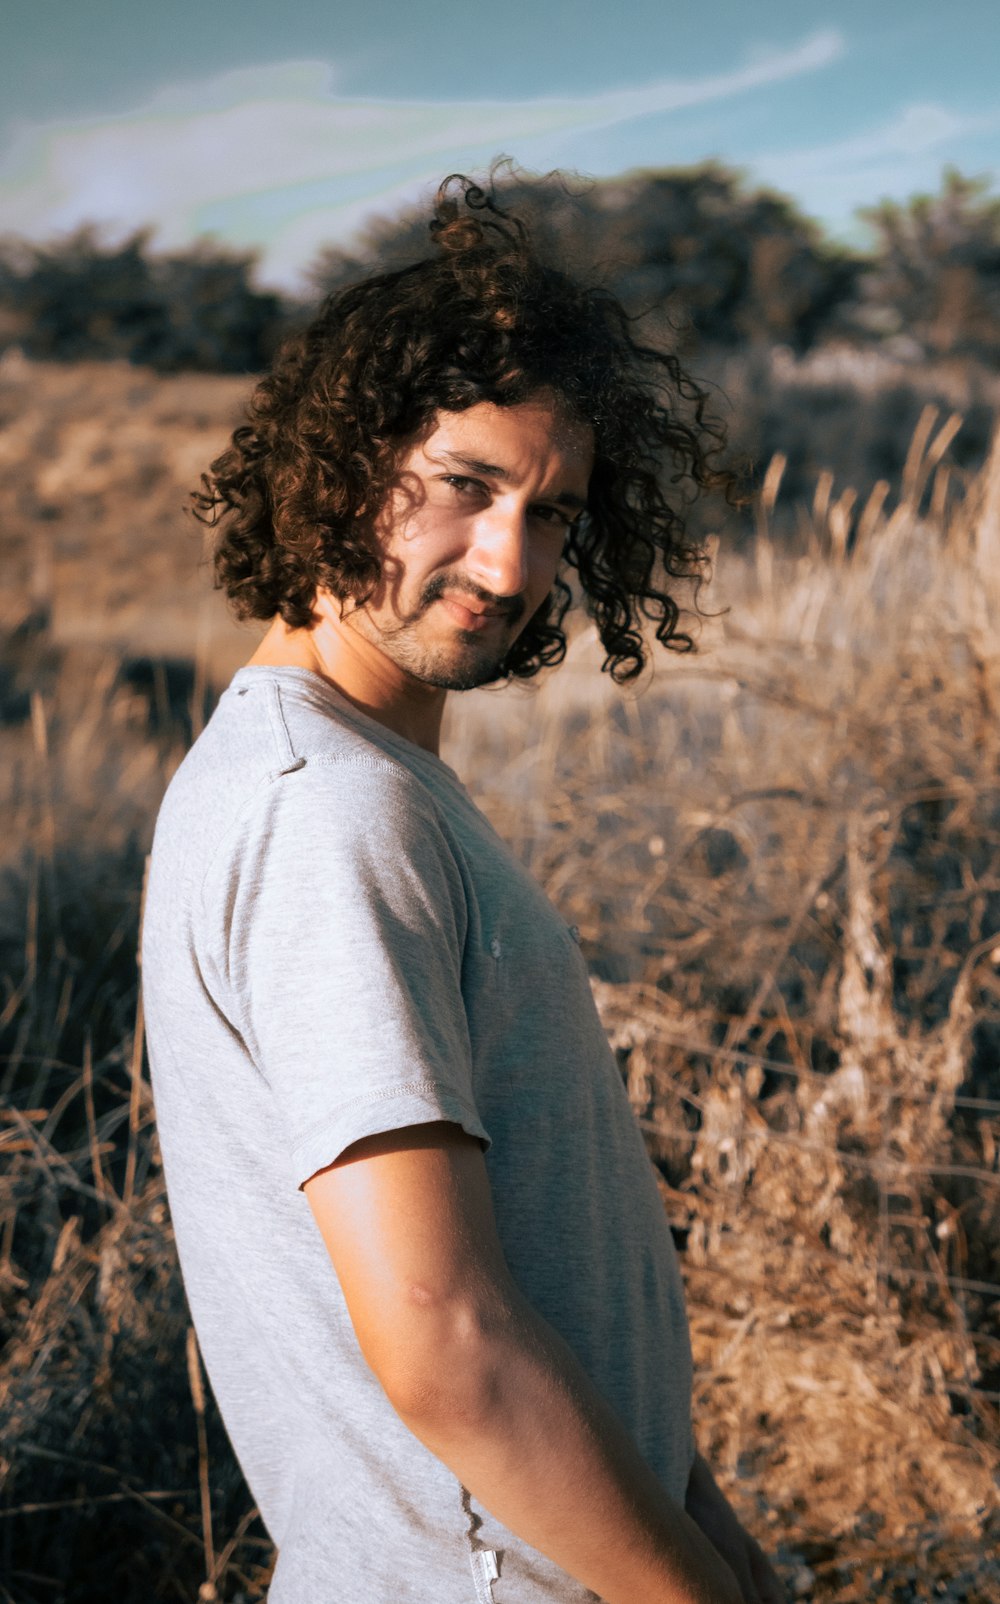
[375,624,514,690]
[365,573,530,691]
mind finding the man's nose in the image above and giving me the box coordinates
[465,507,530,598]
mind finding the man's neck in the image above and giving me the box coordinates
[245,601,447,757]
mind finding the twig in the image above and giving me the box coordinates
[0,1490,177,1517]
[186,1325,217,1598]
[123,854,151,1209]
[11,1446,204,1550]
[81,1033,108,1200]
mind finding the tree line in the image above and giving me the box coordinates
[0,164,997,373]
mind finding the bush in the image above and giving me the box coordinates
[0,228,287,373]
[857,168,1000,361]
[307,162,862,356]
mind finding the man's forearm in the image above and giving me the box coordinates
[390,1284,741,1604]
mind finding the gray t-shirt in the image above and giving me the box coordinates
[142,664,694,1604]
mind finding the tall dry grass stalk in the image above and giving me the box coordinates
[1,364,998,1599]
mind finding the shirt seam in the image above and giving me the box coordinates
[258,669,464,776]
[264,678,299,771]
[290,1079,485,1156]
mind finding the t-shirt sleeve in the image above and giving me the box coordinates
[198,759,489,1188]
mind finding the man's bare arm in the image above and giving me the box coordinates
[303,1121,742,1604]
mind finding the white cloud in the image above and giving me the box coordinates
[747,100,1000,236]
[592,27,844,119]
[0,32,845,286]
[752,101,999,185]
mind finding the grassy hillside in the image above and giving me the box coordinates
[1,355,998,1601]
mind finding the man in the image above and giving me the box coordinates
[141,175,782,1603]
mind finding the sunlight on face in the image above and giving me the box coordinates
[344,393,594,690]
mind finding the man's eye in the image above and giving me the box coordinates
[442,474,483,496]
[531,505,573,528]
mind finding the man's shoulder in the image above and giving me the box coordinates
[172,667,436,799]
[214,665,404,772]
[152,668,452,897]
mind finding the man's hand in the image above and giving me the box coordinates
[684,1454,785,1604]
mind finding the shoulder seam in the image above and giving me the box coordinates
[265,681,302,774]
[265,682,443,791]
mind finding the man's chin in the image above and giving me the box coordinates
[401,637,512,691]
[373,617,518,691]
[413,657,509,691]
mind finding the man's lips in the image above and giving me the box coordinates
[437,595,513,631]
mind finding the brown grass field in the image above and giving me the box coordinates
[1,351,999,1602]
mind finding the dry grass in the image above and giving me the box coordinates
[1,358,998,1602]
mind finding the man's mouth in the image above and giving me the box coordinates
[417,575,525,635]
[438,595,509,631]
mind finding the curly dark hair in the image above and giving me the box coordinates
[194,171,732,682]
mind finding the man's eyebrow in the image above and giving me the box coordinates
[438,451,588,511]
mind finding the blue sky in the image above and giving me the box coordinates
[2,0,997,290]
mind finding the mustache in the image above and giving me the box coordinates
[418,573,526,627]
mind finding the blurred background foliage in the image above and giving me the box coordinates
[0,229,285,374]
[2,162,999,373]
[4,160,998,535]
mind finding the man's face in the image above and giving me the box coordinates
[342,393,594,690]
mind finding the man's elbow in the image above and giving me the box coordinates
[368,1288,512,1432]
